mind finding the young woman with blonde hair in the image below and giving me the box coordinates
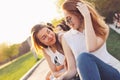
[54,0,120,80]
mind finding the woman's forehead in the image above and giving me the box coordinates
[37,28,48,37]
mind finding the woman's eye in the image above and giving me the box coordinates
[66,16,72,24]
[41,35,46,40]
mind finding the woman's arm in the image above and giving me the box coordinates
[76,2,109,52]
[56,37,77,80]
[42,49,66,78]
[43,49,57,72]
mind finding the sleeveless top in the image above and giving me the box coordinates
[45,47,65,66]
[63,28,120,71]
[45,32,65,66]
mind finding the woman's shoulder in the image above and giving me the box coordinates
[42,48,50,55]
[57,31,67,43]
[57,31,64,37]
[63,29,78,38]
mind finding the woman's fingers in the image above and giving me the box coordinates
[76,2,90,17]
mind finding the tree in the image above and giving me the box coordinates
[3,44,19,61]
[51,18,63,27]
[87,0,120,23]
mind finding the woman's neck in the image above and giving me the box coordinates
[50,44,57,53]
[77,25,84,33]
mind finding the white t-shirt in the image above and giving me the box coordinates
[63,28,120,72]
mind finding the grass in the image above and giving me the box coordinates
[0,52,42,80]
[107,28,120,60]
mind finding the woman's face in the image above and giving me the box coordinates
[63,10,81,30]
[37,27,56,46]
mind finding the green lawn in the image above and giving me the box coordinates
[0,52,42,80]
[107,28,120,60]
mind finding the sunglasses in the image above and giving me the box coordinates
[65,16,72,24]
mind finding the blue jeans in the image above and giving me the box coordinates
[76,52,120,80]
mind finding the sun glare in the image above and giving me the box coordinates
[0,0,60,44]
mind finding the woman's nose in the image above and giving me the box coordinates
[47,34,53,40]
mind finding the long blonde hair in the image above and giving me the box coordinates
[62,0,109,39]
[31,24,64,54]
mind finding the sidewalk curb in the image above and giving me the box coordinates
[20,58,45,80]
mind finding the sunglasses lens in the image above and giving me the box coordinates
[66,17,71,24]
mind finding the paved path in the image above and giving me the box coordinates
[20,58,50,80]
[27,59,50,80]
[20,24,120,80]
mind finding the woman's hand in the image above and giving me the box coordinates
[76,2,90,18]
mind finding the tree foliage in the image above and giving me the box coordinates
[51,18,64,27]
[0,43,20,63]
[56,0,120,23]
[88,0,120,23]
[4,44,19,61]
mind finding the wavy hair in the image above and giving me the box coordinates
[62,0,109,39]
[31,24,63,54]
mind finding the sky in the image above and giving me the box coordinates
[0,0,61,45]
